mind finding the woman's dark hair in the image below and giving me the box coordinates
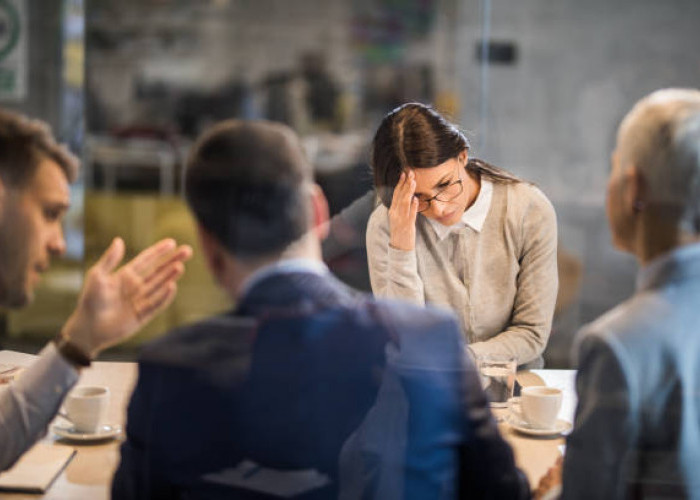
[371,102,519,207]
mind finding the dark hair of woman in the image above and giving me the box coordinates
[371,102,520,207]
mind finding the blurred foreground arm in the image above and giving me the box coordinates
[0,238,191,471]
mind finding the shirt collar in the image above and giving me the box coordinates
[427,178,493,241]
[636,241,700,291]
[238,258,328,300]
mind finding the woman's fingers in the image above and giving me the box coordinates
[391,170,416,218]
[390,171,407,210]
[405,171,417,216]
[397,174,411,215]
[409,196,418,222]
[388,170,417,251]
[399,171,416,218]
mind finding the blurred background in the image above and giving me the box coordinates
[2,0,700,366]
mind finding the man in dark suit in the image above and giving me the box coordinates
[112,120,529,499]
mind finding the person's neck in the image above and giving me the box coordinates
[230,233,322,299]
[633,210,700,265]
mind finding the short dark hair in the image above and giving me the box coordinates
[0,108,79,186]
[185,120,312,258]
[371,102,518,207]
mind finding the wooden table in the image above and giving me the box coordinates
[504,369,577,490]
[0,351,575,498]
[0,351,137,500]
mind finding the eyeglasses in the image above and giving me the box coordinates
[415,178,464,213]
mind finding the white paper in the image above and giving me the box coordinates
[0,442,75,493]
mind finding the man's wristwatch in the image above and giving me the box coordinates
[54,332,92,368]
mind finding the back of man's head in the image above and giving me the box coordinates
[618,88,700,233]
[0,108,78,187]
[185,120,312,258]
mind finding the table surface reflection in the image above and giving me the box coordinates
[0,351,575,498]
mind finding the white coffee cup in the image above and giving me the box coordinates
[63,386,109,433]
[511,386,562,429]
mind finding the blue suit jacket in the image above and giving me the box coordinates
[112,270,528,499]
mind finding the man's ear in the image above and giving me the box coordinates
[624,164,647,215]
[309,183,330,240]
[195,224,228,287]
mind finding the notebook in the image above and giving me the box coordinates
[0,442,75,493]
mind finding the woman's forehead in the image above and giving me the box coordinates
[410,157,460,190]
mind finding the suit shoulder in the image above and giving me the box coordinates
[369,298,461,335]
[579,292,666,345]
[370,299,465,368]
[140,313,256,367]
[573,292,679,379]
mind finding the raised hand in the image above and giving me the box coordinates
[62,237,193,358]
[388,170,419,251]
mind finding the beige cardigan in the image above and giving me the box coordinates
[366,180,558,366]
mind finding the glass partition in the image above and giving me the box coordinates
[6,0,699,365]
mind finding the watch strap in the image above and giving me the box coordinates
[54,332,92,368]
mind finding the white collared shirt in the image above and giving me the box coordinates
[426,179,494,240]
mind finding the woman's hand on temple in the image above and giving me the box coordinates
[389,170,418,251]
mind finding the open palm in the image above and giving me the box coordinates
[63,238,192,357]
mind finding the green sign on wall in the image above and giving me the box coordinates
[0,0,25,101]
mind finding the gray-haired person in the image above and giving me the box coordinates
[536,88,700,499]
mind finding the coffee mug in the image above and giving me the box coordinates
[510,386,562,429]
[62,386,109,433]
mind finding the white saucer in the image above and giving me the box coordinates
[506,415,572,437]
[52,423,122,442]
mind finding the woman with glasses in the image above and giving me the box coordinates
[366,103,558,367]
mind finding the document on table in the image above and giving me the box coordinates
[0,442,75,493]
[0,351,36,384]
[0,351,38,367]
